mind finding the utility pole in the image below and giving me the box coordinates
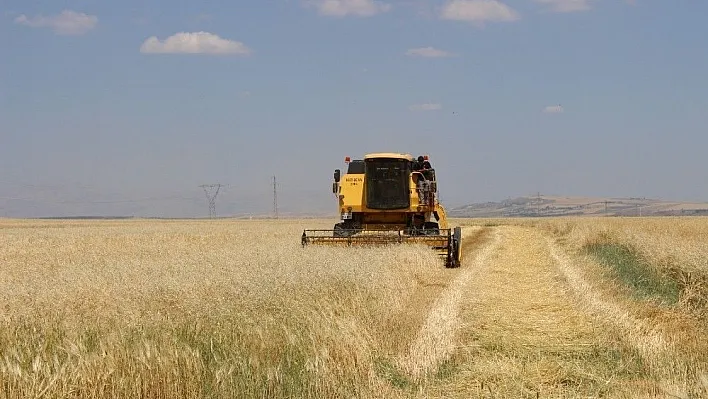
[199,184,222,218]
[604,201,608,216]
[537,191,541,216]
[272,175,278,219]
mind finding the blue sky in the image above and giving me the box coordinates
[1,0,707,217]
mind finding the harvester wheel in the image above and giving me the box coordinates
[446,226,462,268]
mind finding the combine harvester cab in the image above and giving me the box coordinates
[301,153,462,268]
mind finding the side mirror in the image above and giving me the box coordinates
[332,182,338,194]
[334,169,341,183]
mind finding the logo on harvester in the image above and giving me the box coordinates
[345,177,363,182]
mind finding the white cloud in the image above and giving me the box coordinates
[543,104,564,113]
[440,0,519,24]
[410,103,442,111]
[14,10,98,35]
[534,0,593,12]
[406,47,453,57]
[306,0,391,17]
[140,32,252,55]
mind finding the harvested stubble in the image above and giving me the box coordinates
[529,217,708,320]
[423,226,650,398]
[533,217,708,273]
[457,217,708,312]
[455,217,708,397]
[0,219,453,399]
[540,218,708,396]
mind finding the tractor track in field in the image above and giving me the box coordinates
[544,234,674,364]
[408,225,705,397]
[543,233,705,396]
[400,226,501,379]
[413,225,616,396]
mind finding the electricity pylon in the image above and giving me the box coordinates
[199,184,222,218]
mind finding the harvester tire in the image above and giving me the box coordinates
[446,226,462,268]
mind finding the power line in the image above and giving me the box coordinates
[199,184,222,218]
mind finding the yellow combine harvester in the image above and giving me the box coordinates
[301,152,462,268]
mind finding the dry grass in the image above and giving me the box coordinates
[2,217,707,398]
[0,218,457,398]
[399,227,496,381]
[456,216,708,310]
[534,217,708,398]
[528,217,708,314]
[454,217,708,397]
[531,217,708,273]
[425,226,653,398]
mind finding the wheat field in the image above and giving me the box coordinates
[1,217,707,398]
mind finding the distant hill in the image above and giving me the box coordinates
[449,195,708,218]
[10,196,708,220]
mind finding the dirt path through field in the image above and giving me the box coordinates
[415,226,645,397]
[544,234,705,397]
[544,235,673,362]
[400,227,500,379]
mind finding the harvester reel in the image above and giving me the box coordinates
[301,225,463,269]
